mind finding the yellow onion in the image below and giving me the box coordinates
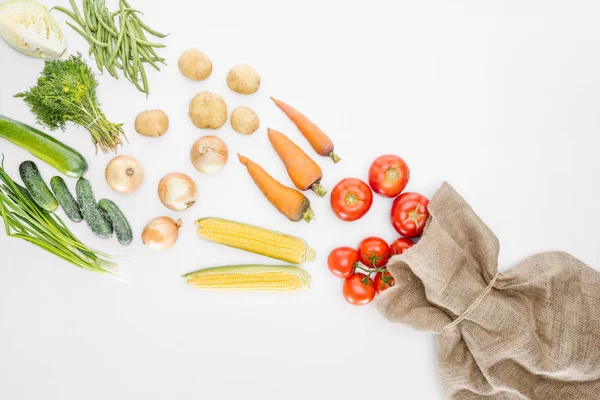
[190,135,228,174]
[158,172,197,211]
[141,217,182,251]
[105,155,144,193]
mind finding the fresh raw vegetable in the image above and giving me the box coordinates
[141,216,181,251]
[188,92,227,130]
[98,199,132,246]
[189,136,228,174]
[0,160,116,275]
[105,155,144,193]
[76,177,113,239]
[157,172,197,212]
[390,192,430,238]
[183,265,311,292]
[267,128,327,197]
[15,54,126,153]
[50,176,82,223]
[178,49,212,81]
[368,155,410,198]
[358,236,389,268]
[230,107,259,135]
[19,160,57,212]
[330,178,373,221]
[196,217,316,264]
[270,97,340,163]
[327,247,359,279]
[343,273,376,306]
[0,0,66,59]
[389,237,413,255]
[134,110,169,137]
[53,0,168,96]
[238,154,314,223]
[0,115,88,178]
[374,270,395,293]
[226,64,260,94]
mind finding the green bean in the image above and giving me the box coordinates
[51,6,82,26]
[134,38,165,48]
[65,22,108,47]
[110,8,140,18]
[96,8,118,36]
[68,0,86,26]
[139,60,149,95]
[134,17,168,38]
[83,0,96,32]
[137,45,160,71]
[127,20,139,81]
[106,7,128,66]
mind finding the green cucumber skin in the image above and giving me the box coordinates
[50,176,83,223]
[19,161,58,212]
[98,199,133,246]
[76,178,113,239]
[0,115,88,178]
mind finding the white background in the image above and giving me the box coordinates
[1,1,599,399]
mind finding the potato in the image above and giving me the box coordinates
[178,49,212,81]
[135,110,169,137]
[230,107,260,135]
[226,64,260,94]
[188,92,227,129]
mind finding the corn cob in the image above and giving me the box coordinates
[183,265,311,292]
[195,217,316,264]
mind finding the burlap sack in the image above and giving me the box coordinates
[376,182,600,400]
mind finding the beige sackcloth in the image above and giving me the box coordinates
[376,182,600,400]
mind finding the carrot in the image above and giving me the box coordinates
[267,128,328,197]
[238,154,315,223]
[270,97,340,163]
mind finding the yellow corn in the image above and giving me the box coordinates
[195,217,316,264]
[183,265,311,292]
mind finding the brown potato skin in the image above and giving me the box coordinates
[226,64,261,94]
[188,92,228,130]
[178,49,212,81]
[135,110,169,137]
[230,107,259,135]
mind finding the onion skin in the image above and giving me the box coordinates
[158,172,197,211]
[105,156,144,194]
[190,135,228,174]
[141,217,182,251]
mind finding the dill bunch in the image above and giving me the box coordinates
[15,54,126,153]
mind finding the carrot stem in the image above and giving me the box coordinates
[329,152,341,163]
[310,182,328,197]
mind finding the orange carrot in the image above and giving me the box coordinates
[267,128,328,197]
[238,154,315,223]
[270,97,340,163]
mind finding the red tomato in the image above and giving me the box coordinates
[358,237,389,268]
[327,247,358,279]
[374,270,395,293]
[368,155,410,198]
[330,178,373,221]
[389,238,414,256]
[390,192,430,238]
[343,273,376,306]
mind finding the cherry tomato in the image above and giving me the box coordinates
[330,178,373,221]
[374,270,395,293]
[390,192,430,238]
[368,155,410,198]
[343,273,376,306]
[358,236,389,268]
[327,247,358,279]
[389,238,414,256]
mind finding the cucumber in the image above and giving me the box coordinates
[99,199,133,246]
[19,161,58,212]
[50,176,83,223]
[76,178,112,239]
[0,115,88,178]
